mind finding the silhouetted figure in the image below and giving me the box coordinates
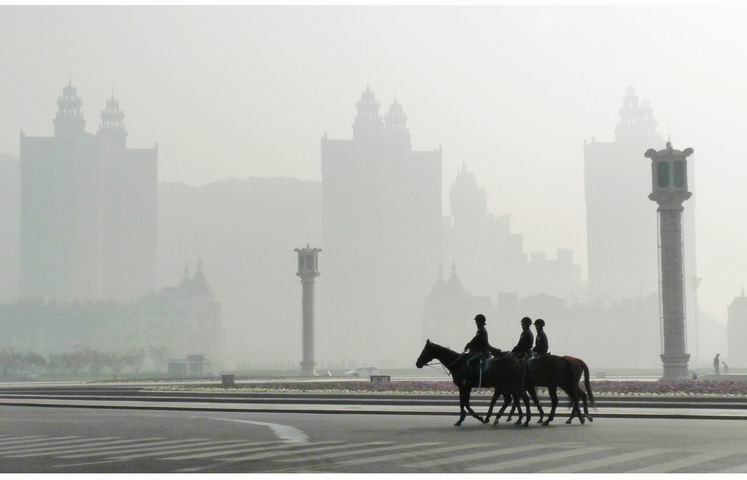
[723,361,729,374]
[533,318,549,355]
[465,314,490,356]
[511,317,534,358]
[714,353,721,376]
[464,314,493,387]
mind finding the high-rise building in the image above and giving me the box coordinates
[728,287,747,367]
[321,86,442,365]
[20,82,157,302]
[584,88,698,356]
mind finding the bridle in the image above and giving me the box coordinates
[420,350,466,376]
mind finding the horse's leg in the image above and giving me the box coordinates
[484,389,500,424]
[513,392,524,426]
[464,388,484,423]
[567,387,587,424]
[455,388,467,426]
[543,386,558,426]
[493,394,511,426]
[528,386,544,424]
[521,390,531,427]
[579,388,593,423]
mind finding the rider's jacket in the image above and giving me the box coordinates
[511,328,534,356]
[465,325,490,355]
[533,330,548,355]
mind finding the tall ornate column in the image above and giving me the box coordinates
[645,142,693,380]
[295,245,321,377]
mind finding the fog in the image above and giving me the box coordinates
[0,6,746,373]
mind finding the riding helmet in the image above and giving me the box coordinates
[534,318,545,327]
[521,316,532,326]
[474,314,486,324]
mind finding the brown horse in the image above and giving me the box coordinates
[494,354,584,426]
[415,340,531,427]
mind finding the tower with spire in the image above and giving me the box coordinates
[321,84,442,366]
[20,80,158,302]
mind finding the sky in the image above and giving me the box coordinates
[1,6,746,321]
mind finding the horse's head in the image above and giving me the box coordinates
[416,339,434,368]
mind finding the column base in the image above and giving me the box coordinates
[660,353,691,381]
[300,361,316,378]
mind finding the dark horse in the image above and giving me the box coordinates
[415,340,531,427]
[492,354,589,426]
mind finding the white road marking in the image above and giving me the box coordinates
[629,450,743,473]
[0,436,82,451]
[163,441,319,461]
[56,438,201,458]
[0,437,119,455]
[543,448,673,473]
[278,442,441,464]
[336,443,488,466]
[0,435,44,445]
[193,416,309,444]
[12,437,160,458]
[218,441,388,463]
[404,443,572,469]
[469,446,614,472]
[113,440,253,460]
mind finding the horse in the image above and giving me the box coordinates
[492,354,584,426]
[563,355,595,423]
[415,339,531,427]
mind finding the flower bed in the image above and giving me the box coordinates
[149,379,747,396]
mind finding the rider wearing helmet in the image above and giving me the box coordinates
[465,314,490,356]
[511,316,534,358]
[532,318,549,355]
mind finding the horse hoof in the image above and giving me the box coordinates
[483,418,490,424]
[542,421,551,427]
[565,418,573,425]
[537,419,544,424]
[476,417,484,423]
[587,416,594,423]
[454,422,462,427]
[522,423,529,428]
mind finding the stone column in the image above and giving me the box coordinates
[658,200,690,379]
[295,245,321,377]
[645,142,693,380]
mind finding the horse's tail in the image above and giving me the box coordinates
[579,358,595,408]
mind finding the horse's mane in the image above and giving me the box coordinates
[428,341,459,358]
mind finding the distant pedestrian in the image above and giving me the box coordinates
[723,361,729,375]
[714,353,721,376]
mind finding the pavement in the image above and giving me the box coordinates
[1,406,747,473]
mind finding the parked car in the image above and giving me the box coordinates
[344,366,379,378]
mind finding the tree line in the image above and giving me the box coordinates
[0,346,170,380]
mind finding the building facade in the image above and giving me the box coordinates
[20,82,157,302]
[321,87,442,365]
[728,288,747,367]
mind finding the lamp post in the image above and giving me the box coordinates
[645,142,693,380]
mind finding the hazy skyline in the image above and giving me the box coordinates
[2,6,746,321]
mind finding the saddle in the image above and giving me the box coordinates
[463,353,493,387]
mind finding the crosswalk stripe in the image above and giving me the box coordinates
[543,448,672,473]
[0,436,45,446]
[337,443,488,467]
[0,436,83,451]
[218,441,390,463]
[628,450,742,473]
[163,442,296,460]
[470,446,613,472]
[717,462,747,473]
[0,437,121,455]
[278,442,442,464]
[56,439,203,459]
[8,438,154,458]
[113,440,253,460]
[404,443,573,469]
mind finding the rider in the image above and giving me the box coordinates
[464,314,494,373]
[511,316,534,358]
[532,318,549,356]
